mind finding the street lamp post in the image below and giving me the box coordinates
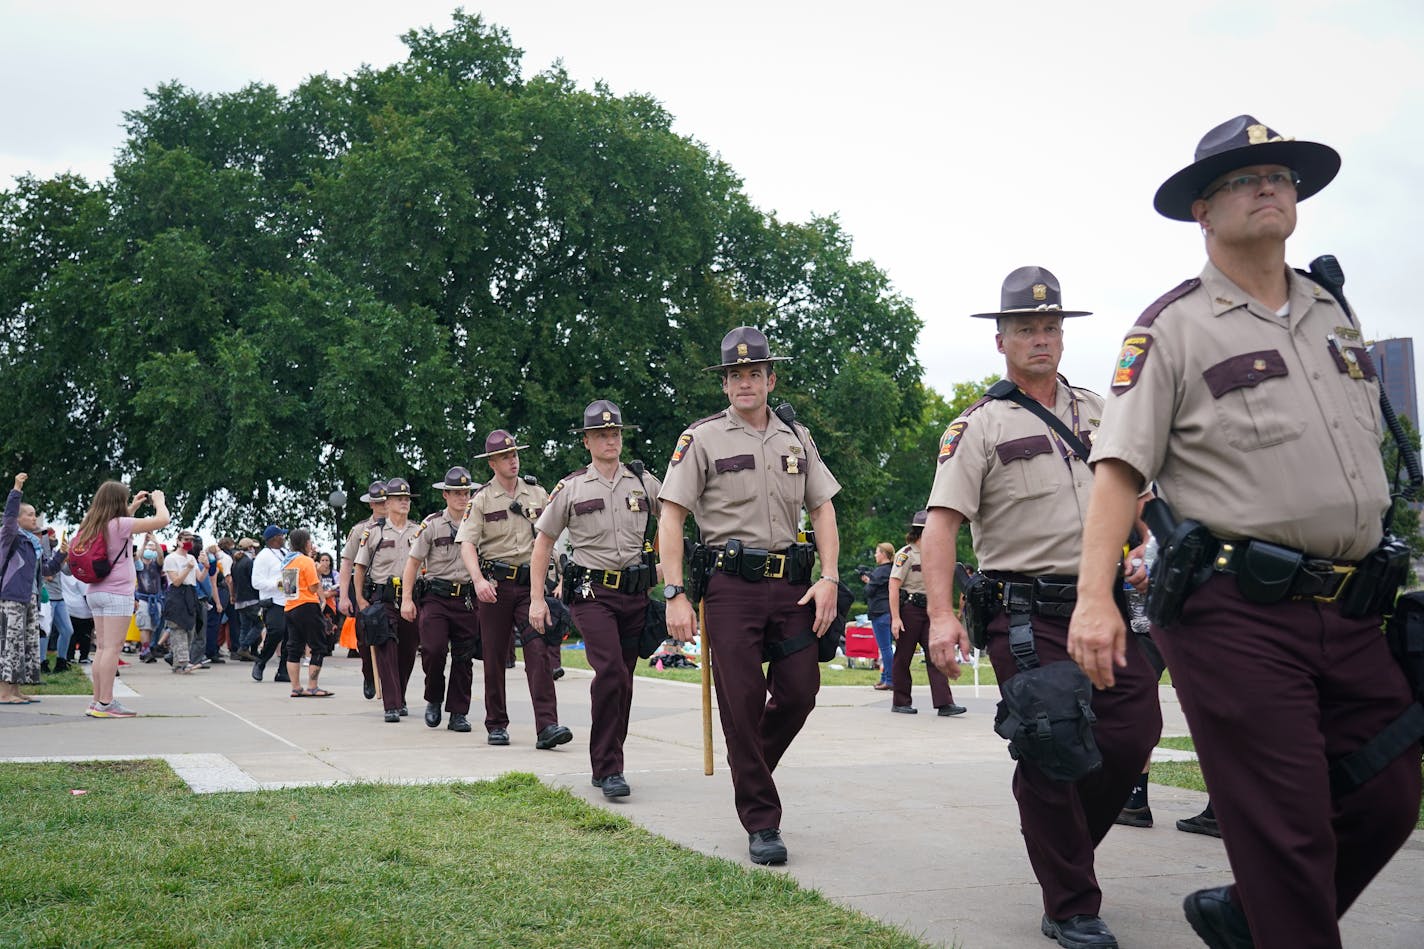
[327,489,347,555]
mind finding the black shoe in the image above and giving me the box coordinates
[207,656,226,664]
[891,705,917,714]
[1040,914,1119,948]
[488,728,510,746]
[251,661,264,681]
[1177,812,1223,838]
[505,659,515,669]
[937,704,967,716]
[362,679,376,700]
[593,773,630,798]
[1183,887,1252,949]
[165,655,174,666]
[53,658,71,673]
[535,723,573,749]
[748,828,787,865]
[384,710,401,723]
[41,659,51,674]
[398,705,408,717]
[424,703,441,728]
[447,713,471,733]
[347,648,360,659]
[274,669,291,683]
[552,667,565,680]
[1115,804,1153,828]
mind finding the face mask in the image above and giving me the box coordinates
[143,550,158,562]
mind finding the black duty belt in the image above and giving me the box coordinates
[710,539,815,583]
[424,577,473,598]
[983,574,1079,620]
[899,591,927,608]
[481,559,531,585]
[365,578,400,602]
[1209,538,1357,603]
[569,563,653,594]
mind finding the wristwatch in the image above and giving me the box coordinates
[663,584,686,600]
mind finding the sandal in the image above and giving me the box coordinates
[304,688,334,698]
[290,689,307,698]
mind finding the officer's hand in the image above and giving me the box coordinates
[475,578,498,604]
[798,578,838,636]
[1124,544,1149,594]
[341,597,355,616]
[528,599,548,634]
[400,599,417,622]
[355,597,370,613]
[891,617,903,641]
[1068,595,1127,690]
[667,595,697,643]
[928,613,972,679]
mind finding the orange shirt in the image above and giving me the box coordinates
[282,554,320,610]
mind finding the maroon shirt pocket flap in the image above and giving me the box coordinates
[484,510,508,522]
[1203,350,1288,398]
[573,499,605,516]
[433,536,453,547]
[995,434,1053,464]
[1327,343,1379,381]
[714,454,757,473]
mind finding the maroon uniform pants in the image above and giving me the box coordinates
[418,593,480,715]
[570,587,645,780]
[1157,574,1421,949]
[376,600,419,713]
[477,578,559,734]
[984,608,1161,920]
[703,573,820,833]
[892,601,954,709]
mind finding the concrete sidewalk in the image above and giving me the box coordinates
[2,655,1419,948]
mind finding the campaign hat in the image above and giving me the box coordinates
[383,477,413,498]
[1153,114,1340,221]
[571,399,639,433]
[703,326,790,371]
[359,480,388,504]
[433,466,477,490]
[475,429,529,459]
[970,266,1092,319]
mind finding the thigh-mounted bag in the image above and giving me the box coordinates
[994,660,1103,782]
[358,602,395,647]
[638,599,669,659]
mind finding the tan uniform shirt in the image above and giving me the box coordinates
[890,543,925,595]
[342,515,377,568]
[354,519,420,582]
[1090,262,1387,561]
[658,407,841,549]
[408,509,472,582]
[455,478,548,565]
[927,378,1102,575]
[535,464,663,571]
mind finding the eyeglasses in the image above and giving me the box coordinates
[1201,170,1300,201]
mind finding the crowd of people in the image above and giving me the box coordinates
[3,114,1421,949]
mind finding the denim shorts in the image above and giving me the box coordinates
[86,592,136,618]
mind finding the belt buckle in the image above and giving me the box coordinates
[451,582,463,597]
[764,554,787,579]
[602,569,622,589]
[1310,562,1355,603]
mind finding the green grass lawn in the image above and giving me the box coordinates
[30,659,93,695]
[0,762,928,949]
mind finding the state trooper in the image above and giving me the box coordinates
[1072,116,1422,949]
[922,267,1161,949]
[353,477,420,723]
[530,400,662,799]
[338,480,387,700]
[887,510,964,716]
[401,466,481,733]
[456,429,571,750]
[657,326,842,866]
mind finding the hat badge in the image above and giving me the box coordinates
[504,436,513,447]
[601,410,611,422]
[736,342,748,357]
[1032,284,1048,301]
[1246,124,1291,145]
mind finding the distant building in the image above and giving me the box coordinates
[1374,337,1418,431]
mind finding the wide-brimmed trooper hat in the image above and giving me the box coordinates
[358,480,387,504]
[474,429,529,459]
[1153,114,1340,221]
[703,326,791,371]
[432,466,477,490]
[571,399,639,434]
[383,477,412,498]
[909,510,928,528]
[970,266,1092,319]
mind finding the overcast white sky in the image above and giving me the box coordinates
[4,0,1422,404]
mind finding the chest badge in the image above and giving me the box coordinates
[786,456,800,475]
[627,496,642,512]
[1343,349,1364,379]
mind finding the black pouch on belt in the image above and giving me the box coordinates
[1339,537,1410,618]
[1235,540,1303,604]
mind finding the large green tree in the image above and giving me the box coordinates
[0,12,921,540]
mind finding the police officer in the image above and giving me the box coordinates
[657,326,842,866]
[887,510,964,716]
[401,466,481,733]
[339,480,387,700]
[1071,116,1422,949]
[353,477,420,723]
[456,429,570,749]
[922,268,1161,949]
[530,400,662,798]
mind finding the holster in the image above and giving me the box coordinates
[961,571,1000,651]
[1144,518,1214,627]
[686,544,714,605]
[1338,536,1410,618]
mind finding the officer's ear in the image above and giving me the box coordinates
[765,369,776,393]
[1191,198,1212,234]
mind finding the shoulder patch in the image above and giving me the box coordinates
[358,528,372,547]
[937,419,969,464]
[1111,333,1154,392]
[894,548,911,568]
[413,522,428,538]
[1134,277,1201,328]
[670,432,694,466]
